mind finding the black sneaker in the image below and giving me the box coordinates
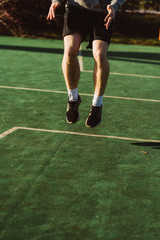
[85,105,102,128]
[66,95,81,124]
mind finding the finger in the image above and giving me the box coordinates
[106,19,112,29]
[46,13,49,20]
[47,8,52,20]
[104,13,110,22]
[47,3,61,21]
[50,7,55,20]
[47,12,51,20]
[104,17,112,30]
[49,9,52,20]
[47,8,51,20]
[52,6,56,19]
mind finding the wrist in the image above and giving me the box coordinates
[108,4,115,10]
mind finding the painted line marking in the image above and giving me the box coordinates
[0,86,160,103]
[80,93,160,103]
[110,72,160,79]
[78,46,84,72]
[82,70,160,79]
[0,85,68,94]
[0,126,160,143]
[0,127,18,139]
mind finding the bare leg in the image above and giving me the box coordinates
[62,33,83,90]
[63,33,83,124]
[85,40,109,127]
[92,40,109,96]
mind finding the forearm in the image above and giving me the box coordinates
[110,0,126,11]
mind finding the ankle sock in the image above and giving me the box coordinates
[68,88,78,102]
[92,94,103,107]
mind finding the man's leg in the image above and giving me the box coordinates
[62,33,83,123]
[92,40,109,99]
[62,33,83,94]
[85,40,109,128]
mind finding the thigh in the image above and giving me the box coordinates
[63,33,83,56]
[62,7,89,40]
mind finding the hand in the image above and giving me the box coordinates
[104,5,115,30]
[47,2,61,20]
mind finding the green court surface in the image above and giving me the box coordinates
[0,36,160,240]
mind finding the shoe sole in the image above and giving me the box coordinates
[85,119,101,128]
[66,98,81,124]
[66,115,80,124]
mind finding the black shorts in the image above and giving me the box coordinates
[62,6,114,49]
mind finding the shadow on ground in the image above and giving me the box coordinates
[0,44,160,65]
[131,142,160,150]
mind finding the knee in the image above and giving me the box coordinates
[64,46,78,59]
[93,50,107,64]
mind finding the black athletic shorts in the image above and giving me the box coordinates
[62,6,114,48]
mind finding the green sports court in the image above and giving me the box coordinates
[0,36,160,240]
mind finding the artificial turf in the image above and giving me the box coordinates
[0,36,160,240]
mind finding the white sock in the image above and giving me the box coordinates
[92,94,103,107]
[68,88,78,102]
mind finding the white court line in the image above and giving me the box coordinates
[0,126,160,143]
[77,45,160,79]
[80,92,160,103]
[110,72,160,79]
[78,50,159,101]
[78,46,84,71]
[0,86,160,103]
[0,85,68,94]
[82,70,160,79]
[0,126,18,139]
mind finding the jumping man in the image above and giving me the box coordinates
[47,0,126,127]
